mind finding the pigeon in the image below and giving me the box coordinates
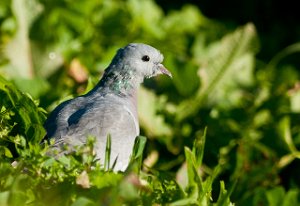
[43,43,172,171]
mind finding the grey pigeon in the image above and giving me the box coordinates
[43,43,172,171]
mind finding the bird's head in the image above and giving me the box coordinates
[110,43,172,81]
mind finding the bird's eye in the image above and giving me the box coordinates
[142,55,150,62]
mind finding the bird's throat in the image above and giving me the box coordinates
[96,70,140,98]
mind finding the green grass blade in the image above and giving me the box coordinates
[104,134,112,171]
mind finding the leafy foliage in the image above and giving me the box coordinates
[1,0,300,205]
[0,76,46,157]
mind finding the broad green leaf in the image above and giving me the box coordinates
[289,88,300,113]
[8,175,31,206]
[282,189,299,206]
[0,146,13,158]
[138,87,172,137]
[169,5,204,31]
[0,191,9,206]
[165,54,200,97]
[177,23,259,120]
[12,77,50,99]
[119,179,139,201]
[71,197,95,206]
[128,0,164,38]
[266,187,285,206]
[90,172,123,189]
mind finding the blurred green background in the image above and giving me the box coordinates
[1,0,300,205]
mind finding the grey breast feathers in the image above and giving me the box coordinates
[44,94,139,150]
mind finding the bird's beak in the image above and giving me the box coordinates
[158,64,172,78]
